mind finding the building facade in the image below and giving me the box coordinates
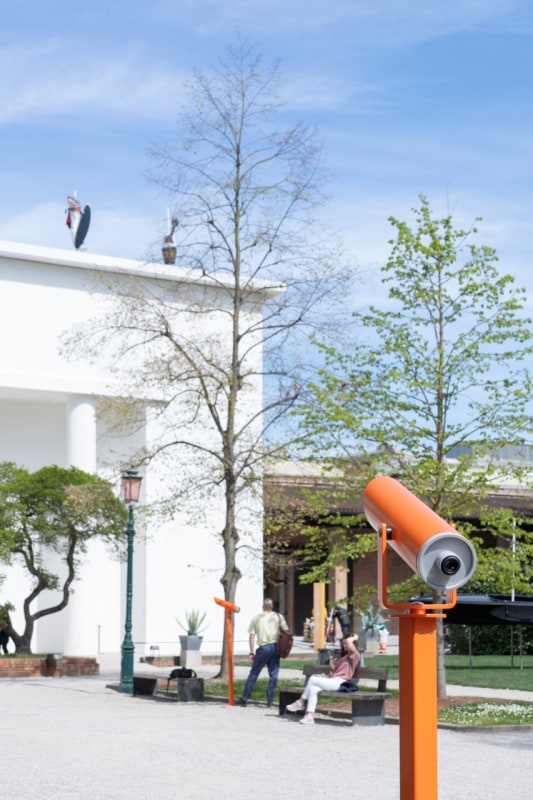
[0,240,267,657]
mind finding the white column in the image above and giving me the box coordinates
[66,395,97,470]
[62,395,103,656]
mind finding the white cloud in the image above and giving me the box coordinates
[0,40,187,125]
[149,0,533,43]
[2,2,530,125]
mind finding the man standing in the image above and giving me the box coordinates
[237,598,289,707]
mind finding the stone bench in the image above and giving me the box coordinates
[133,675,158,696]
[165,671,204,702]
[279,663,390,726]
[133,673,205,702]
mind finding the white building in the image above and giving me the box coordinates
[0,240,267,657]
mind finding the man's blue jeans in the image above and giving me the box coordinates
[242,643,280,703]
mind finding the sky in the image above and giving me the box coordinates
[1,0,533,310]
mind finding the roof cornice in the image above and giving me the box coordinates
[0,239,283,297]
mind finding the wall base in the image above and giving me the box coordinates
[0,656,100,678]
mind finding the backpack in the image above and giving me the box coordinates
[169,667,197,679]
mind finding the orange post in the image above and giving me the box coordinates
[397,606,439,800]
[377,526,449,800]
[363,477,476,800]
[312,583,326,651]
[225,610,235,705]
[214,597,240,706]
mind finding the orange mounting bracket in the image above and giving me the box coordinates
[378,523,456,613]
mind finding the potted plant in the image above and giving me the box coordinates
[357,602,388,655]
[176,609,208,654]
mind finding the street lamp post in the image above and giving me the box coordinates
[119,469,142,695]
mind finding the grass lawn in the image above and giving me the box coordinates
[236,653,533,690]
[365,653,533,691]
[204,675,303,702]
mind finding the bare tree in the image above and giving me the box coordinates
[66,38,353,676]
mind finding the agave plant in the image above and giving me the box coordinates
[358,602,387,633]
[176,609,208,636]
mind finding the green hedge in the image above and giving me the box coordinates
[449,624,533,655]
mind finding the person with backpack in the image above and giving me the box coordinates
[236,598,289,708]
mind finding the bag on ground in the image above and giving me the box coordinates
[169,667,197,679]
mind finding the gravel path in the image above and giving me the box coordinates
[2,660,532,800]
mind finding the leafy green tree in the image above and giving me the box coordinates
[297,195,533,695]
[473,508,533,595]
[0,462,127,653]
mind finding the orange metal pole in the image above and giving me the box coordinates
[226,609,235,706]
[213,597,240,706]
[366,478,472,800]
[377,524,451,800]
[397,606,439,800]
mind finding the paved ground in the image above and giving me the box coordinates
[2,649,532,799]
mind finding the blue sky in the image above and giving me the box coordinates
[1,1,533,309]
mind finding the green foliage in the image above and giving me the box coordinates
[0,462,128,653]
[0,462,127,553]
[472,510,533,594]
[292,196,533,696]
[449,624,533,655]
[295,194,533,583]
[264,470,376,589]
[299,195,533,496]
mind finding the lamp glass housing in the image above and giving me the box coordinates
[122,470,142,504]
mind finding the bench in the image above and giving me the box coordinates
[279,663,390,726]
[133,675,158,696]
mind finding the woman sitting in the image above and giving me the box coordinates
[286,634,360,725]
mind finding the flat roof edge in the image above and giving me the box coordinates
[0,239,283,295]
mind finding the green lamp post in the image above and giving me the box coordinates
[119,469,143,695]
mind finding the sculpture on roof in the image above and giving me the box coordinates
[162,210,179,265]
[65,193,91,249]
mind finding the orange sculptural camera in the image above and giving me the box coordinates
[363,476,476,591]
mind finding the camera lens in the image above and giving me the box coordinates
[440,554,460,575]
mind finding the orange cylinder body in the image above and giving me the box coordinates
[363,475,457,575]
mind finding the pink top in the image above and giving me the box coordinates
[331,648,360,680]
